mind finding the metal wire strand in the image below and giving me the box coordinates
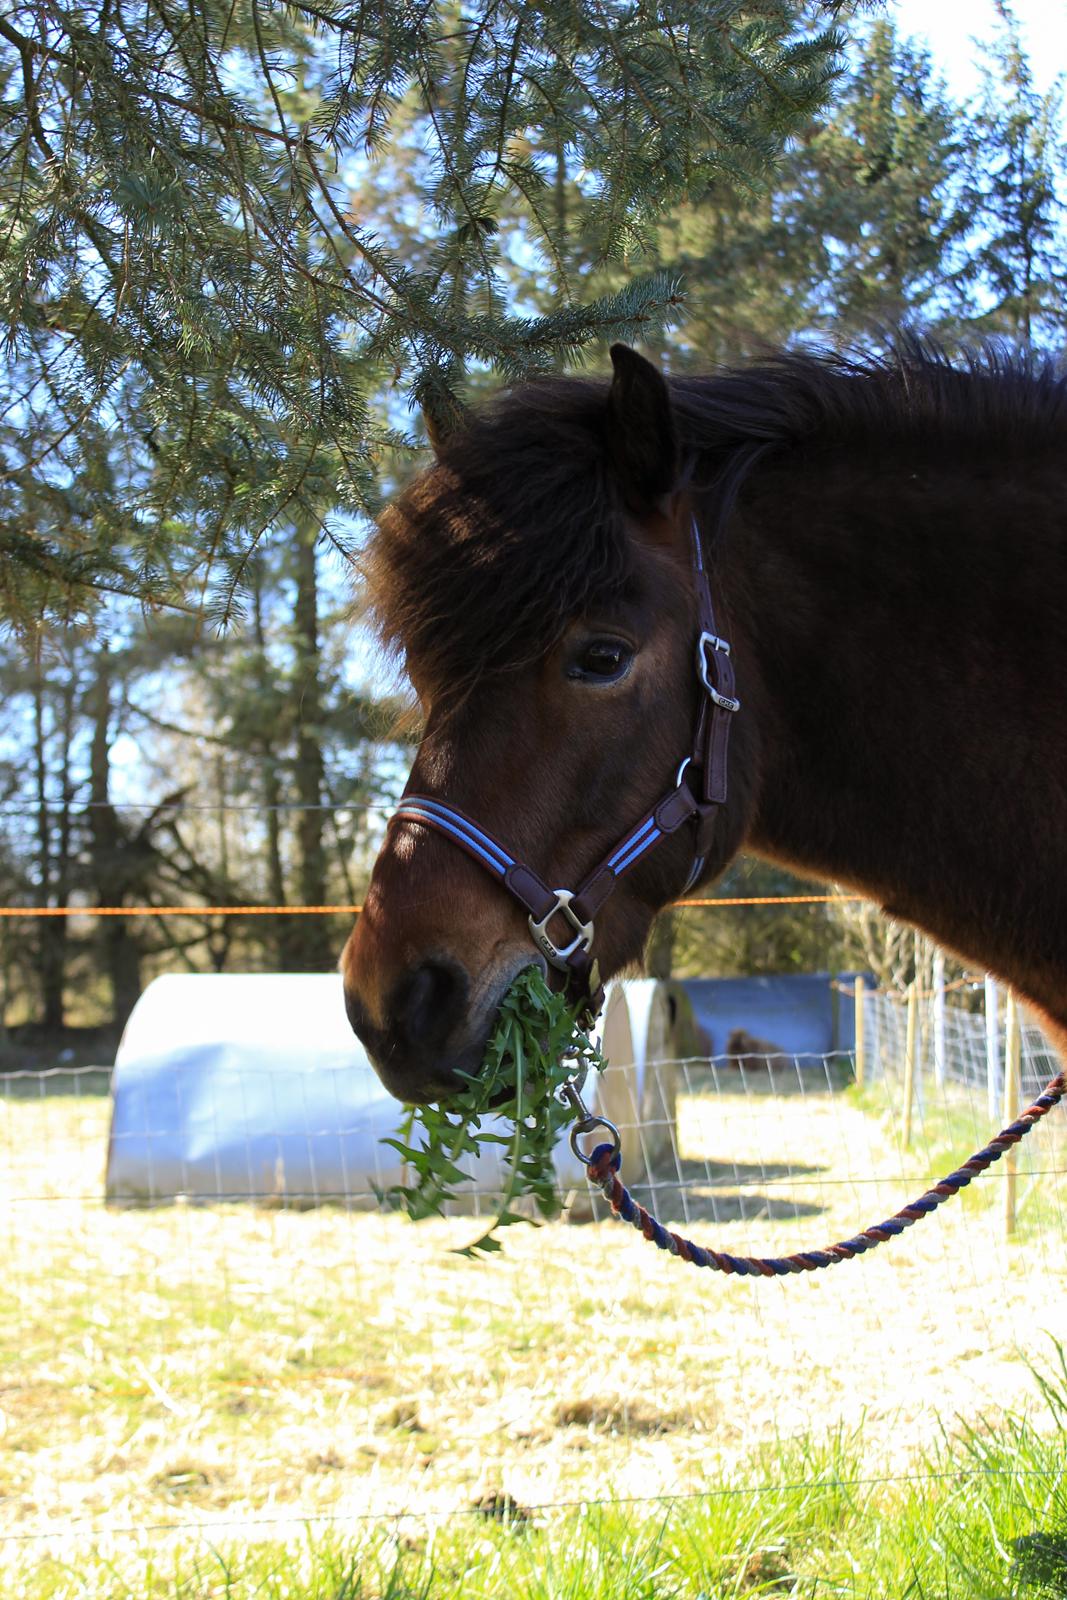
[584,1070,1067,1278]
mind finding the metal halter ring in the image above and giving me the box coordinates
[569,1114,621,1165]
[697,631,741,713]
[559,1078,621,1165]
[527,889,594,971]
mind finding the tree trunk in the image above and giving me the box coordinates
[88,651,142,1027]
[33,661,66,1031]
[206,753,233,973]
[253,559,291,968]
[292,524,332,970]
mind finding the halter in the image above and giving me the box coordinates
[389,516,739,1022]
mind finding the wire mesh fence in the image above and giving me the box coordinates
[861,981,1061,1103]
[0,983,1064,1590]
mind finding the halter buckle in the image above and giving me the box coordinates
[697,631,741,713]
[528,890,594,971]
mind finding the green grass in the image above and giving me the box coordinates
[12,1356,1067,1598]
[848,1075,1066,1235]
[4,1073,1066,1599]
[850,1079,998,1174]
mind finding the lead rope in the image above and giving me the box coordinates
[563,1068,1066,1278]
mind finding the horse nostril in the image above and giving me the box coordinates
[394,958,468,1053]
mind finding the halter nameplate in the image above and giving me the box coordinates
[528,890,593,970]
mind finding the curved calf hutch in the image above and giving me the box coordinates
[106,973,665,1211]
[585,981,644,1182]
[106,973,408,1206]
[626,978,680,1172]
[677,973,864,1077]
[552,978,680,1219]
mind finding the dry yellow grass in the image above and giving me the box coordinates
[0,1066,1064,1577]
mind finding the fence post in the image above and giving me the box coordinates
[933,950,946,1088]
[1003,994,1021,1239]
[985,976,1000,1121]
[854,975,866,1088]
[903,980,918,1149]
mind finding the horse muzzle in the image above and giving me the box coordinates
[342,942,542,1106]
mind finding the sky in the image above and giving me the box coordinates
[889,0,1066,99]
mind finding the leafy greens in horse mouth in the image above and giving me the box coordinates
[379,968,605,1256]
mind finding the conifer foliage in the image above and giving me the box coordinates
[961,2,1067,344]
[0,0,844,624]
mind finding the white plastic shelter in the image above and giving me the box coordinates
[106,973,676,1206]
[589,979,679,1178]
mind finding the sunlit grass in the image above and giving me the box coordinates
[848,1074,1067,1245]
[3,1072,1066,1597]
[13,1360,1067,1597]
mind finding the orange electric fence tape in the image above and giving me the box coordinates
[676,893,863,909]
[0,893,864,918]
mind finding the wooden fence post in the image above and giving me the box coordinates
[903,980,918,1149]
[854,975,866,1088]
[985,976,1000,1121]
[1003,994,1021,1239]
[933,950,946,1088]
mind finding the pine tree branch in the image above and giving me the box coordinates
[121,694,234,749]
[0,16,54,158]
[0,0,848,623]
[214,441,322,631]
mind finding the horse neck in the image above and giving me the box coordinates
[718,439,1067,986]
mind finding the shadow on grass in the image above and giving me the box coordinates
[1013,1531,1067,1595]
[567,1149,829,1225]
[617,1183,825,1225]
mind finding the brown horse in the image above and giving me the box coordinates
[341,340,1067,1104]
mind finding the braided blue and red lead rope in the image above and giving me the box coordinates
[583,1068,1066,1277]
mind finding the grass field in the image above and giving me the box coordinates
[2,1064,1065,1597]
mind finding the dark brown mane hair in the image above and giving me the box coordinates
[365,378,633,708]
[365,339,1067,704]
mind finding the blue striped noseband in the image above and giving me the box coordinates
[389,516,739,1021]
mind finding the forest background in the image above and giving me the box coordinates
[0,0,1064,1046]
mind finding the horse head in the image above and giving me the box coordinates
[341,345,755,1104]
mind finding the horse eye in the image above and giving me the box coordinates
[568,638,633,683]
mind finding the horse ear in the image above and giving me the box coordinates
[416,369,470,458]
[422,410,445,458]
[606,343,679,507]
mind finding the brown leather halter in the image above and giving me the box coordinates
[390,516,738,1022]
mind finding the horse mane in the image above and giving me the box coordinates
[366,339,1067,703]
[671,337,1067,533]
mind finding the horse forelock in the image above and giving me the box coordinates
[365,379,636,707]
